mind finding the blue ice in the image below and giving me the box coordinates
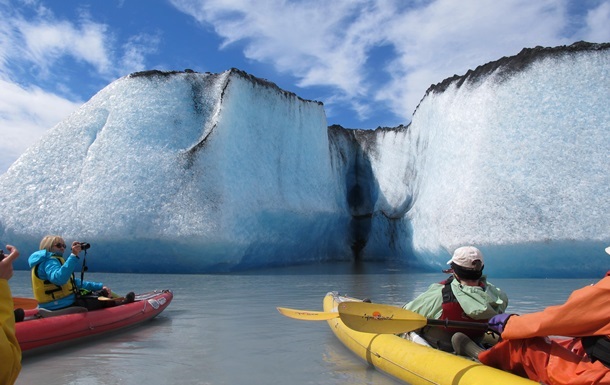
[0,44,608,277]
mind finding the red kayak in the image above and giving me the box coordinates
[16,290,173,354]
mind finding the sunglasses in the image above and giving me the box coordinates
[54,243,67,249]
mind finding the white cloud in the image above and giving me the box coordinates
[13,15,113,76]
[377,0,570,119]
[170,0,380,117]
[170,0,607,124]
[0,1,160,173]
[0,3,109,172]
[0,79,81,172]
[7,5,160,79]
[0,1,162,78]
[119,33,161,75]
[583,1,610,42]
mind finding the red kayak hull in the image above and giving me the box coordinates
[16,290,173,354]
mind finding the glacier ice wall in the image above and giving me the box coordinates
[0,69,350,272]
[359,42,610,276]
[0,42,608,276]
[328,126,415,264]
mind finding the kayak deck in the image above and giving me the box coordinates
[323,291,537,385]
[16,289,173,355]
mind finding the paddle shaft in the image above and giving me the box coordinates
[426,317,489,330]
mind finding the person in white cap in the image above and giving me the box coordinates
[479,246,610,384]
[402,246,509,353]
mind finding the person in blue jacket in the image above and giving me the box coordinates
[28,235,111,310]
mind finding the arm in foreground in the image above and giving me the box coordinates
[0,246,22,384]
[501,277,610,339]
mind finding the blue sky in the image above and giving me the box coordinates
[1,0,609,173]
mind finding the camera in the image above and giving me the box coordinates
[79,242,91,250]
[0,249,4,260]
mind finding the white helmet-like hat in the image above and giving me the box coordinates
[447,246,484,270]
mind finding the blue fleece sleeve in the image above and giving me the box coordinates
[38,255,80,285]
[73,278,103,291]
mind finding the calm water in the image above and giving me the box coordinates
[9,263,596,385]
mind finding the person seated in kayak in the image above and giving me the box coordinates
[478,246,610,385]
[0,244,22,384]
[402,246,509,352]
[29,235,133,310]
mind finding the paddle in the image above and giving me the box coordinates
[278,302,490,334]
[13,297,38,310]
[338,302,489,334]
[276,307,339,320]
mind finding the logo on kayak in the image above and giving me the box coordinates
[364,311,394,321]
[148,299,160,309]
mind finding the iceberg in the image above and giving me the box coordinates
[363,42,610,277]
[0,69,350,273]
[0,42,608,276]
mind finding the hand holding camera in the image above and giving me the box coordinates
[72,241,91,255]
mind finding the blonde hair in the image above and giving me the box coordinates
[40,235,65,252]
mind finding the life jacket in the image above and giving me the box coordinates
[440,275,489,340]
[31,254,77,303]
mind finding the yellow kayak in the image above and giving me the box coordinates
[323,291,537,385]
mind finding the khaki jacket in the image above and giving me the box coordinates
[403,275,509,320]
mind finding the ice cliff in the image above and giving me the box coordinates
[0,42,608,276]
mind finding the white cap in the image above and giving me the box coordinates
[447,246,484,270]
[606,246,610,255]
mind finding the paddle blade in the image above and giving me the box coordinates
[338,302,428,334]
[277,307,339,321]
[13,297,38,310]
